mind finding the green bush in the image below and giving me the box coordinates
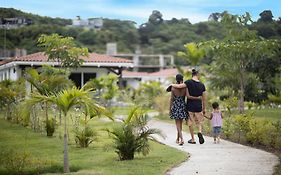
[153,94,170,116]
[0,149,31,174]
[107,107,164,160]
[74,126,97,148]
[45,118,56,137]
[222,116,235,139]
[246,119,273,146]
[233,113,253,142]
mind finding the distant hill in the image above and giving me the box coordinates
[0,8,71,26]
[0,8,280,66]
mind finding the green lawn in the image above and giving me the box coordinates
[0,116,187,175]
[248,108,281,121]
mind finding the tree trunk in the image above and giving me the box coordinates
[63,114,70,173]
[239,70,245,113]
[45,102,49,136]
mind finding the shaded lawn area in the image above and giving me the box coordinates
[0,117,187,175]
[248,108,281,121]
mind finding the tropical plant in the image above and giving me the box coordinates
[74,126,97,148]
[177,42,205,66]
[25,66,73,135]
[0,79,25,120]
[45,118,56,137]
[134,81,164,108]
[84,73,119,107]
[22,87,107,173]
[107,107,164,160]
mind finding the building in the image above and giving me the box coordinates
[0,52,133,87]
[122,68,179,88]
[0,17,32,29]
[71,16,103,29]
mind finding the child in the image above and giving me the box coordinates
[206,102,223,143]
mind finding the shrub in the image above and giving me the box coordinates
[245,119,273,146]
[222,116,235,139]
[0,149,31,174]
[233,113,253,142]
[107,107,164,160]
[74,126,97,148]
[153,94,170,116]
[46,118,56,137]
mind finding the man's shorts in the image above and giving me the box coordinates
[188,112,204,126]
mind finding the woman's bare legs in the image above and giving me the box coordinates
[175,119,184,145]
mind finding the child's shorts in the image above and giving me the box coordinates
[213,126,221,135]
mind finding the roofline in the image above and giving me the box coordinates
[0,61,134,69]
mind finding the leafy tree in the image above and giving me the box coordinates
[84,73,119,107]
[0,79,25,120]
[200,12,281,113]
[37,34,88,68]
[106,106,164,160]
[149,10,163,25]
[134,81,164,108]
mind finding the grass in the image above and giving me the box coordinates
[248,108,281,121]
[0,115,187,175]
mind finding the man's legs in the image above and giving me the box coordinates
[188,112,196,143]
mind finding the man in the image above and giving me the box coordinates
[168,69,206,144]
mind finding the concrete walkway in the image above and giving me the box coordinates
[148,120,279,175]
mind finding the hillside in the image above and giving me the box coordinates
[0,8,280,65]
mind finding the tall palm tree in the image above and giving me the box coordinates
[23,87,107,173]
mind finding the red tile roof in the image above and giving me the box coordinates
[0,59,12,66]
[123,70,149,77]
[12,52,132,63]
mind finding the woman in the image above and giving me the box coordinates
[169,74,188,145]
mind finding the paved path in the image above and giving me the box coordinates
[148,120,279,175]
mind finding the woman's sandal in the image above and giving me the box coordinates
[179,140,184,146]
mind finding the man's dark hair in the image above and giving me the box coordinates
[212,102,219,109]
[191,69,199,76]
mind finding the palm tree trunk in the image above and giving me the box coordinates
[63,114,70,173]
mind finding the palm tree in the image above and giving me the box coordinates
[107,107,164,160]
[23,87,107,173]
[25,66,73,135]
[177,42,205,67]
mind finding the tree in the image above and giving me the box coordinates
[199,12,281,113]
[177,42,205,66]
[148,10,163,25]
[84,73,119,107]
[25,65,73,135]
[258,10,274,23]
[23,87,107,173]
[37,33,88,68]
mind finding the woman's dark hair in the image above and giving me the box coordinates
[191,69,199,76]
[212,102,219,109]
[176,74,183,83]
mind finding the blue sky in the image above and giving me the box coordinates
[2,0,281,25]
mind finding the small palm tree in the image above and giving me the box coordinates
[107,107,164,160]
[25,66,73,135]
[23,87,107,173]
[177,42,205,67]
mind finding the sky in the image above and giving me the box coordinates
[2,0,281,25]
